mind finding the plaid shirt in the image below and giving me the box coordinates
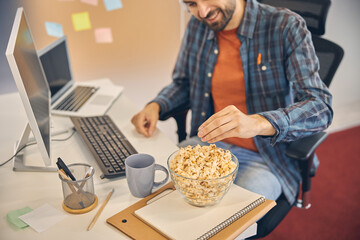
[153,0,333,204]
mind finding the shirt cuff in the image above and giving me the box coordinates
[258,110,290,145]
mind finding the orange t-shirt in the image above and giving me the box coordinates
[211,28,258,152]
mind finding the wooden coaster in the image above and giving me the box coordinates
[62,195,98,214]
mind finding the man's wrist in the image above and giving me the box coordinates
[147,102,161,113]
[251,114,276,136]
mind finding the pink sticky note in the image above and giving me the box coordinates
[94,28,113,43]
[80,0,98,6]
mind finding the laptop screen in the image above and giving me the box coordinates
[39,37,73,103]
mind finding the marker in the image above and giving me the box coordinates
[56,157,76,181]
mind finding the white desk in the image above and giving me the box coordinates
[0,91,179,240]
[0,91,256,240]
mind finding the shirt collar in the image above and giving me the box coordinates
[207,0,258,40]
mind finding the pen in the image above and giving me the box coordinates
[257,53,262,65]
[87,188,114,231]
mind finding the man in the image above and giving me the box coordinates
[131,0,332,205]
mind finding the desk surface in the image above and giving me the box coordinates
[0,90,256,240]
[0,90,179,240]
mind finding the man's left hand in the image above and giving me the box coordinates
[197,105,276,143]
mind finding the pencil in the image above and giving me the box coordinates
[87,188,114,231]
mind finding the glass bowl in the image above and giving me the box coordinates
[167,148,239,207]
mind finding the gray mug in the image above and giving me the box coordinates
[125,153,169,198]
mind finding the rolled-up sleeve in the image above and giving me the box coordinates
[259,15,333,144]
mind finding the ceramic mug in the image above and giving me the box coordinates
[125,153,169,198]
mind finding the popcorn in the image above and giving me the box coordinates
[168,144,238,207]
[170,144,236,180]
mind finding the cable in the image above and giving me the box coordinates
[0,128,76,167]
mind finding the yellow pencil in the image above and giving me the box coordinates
[87,188,114,231]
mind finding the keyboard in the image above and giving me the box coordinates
[54,86,97,112]
[71,115,137,179]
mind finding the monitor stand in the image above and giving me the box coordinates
[13,123,57,172]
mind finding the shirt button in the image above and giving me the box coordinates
[207,72,212,77]
[201,112,206,117]
[204,92,209,97]
[214,49,219,54]
[261,65,267,71]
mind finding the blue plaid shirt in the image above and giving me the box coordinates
[153,0,333,204]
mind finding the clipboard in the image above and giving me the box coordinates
[106,182,276,240]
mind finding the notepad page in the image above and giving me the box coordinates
[134,184,263,240]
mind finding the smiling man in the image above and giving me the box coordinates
[131,0,333,207]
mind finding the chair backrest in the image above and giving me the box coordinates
[258,0,331,36]
[312,35,344,87]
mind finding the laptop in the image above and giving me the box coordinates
[38,36,123,117]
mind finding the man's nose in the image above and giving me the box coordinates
[198,3,211,19]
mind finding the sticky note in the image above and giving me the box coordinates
[19,203,67,233]
[7,206,33,229]
[103,0,123,11]
[72,12,92,31]
[94,28,113,43]
[81,0,98,6]
[45,22,64,38]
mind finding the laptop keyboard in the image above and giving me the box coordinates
[54,86,97,112]
[71,115,137,179]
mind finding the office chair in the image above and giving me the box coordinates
[160,0,344,238]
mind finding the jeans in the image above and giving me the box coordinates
[179,136,282,201]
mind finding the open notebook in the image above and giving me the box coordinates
[134,184,273,240]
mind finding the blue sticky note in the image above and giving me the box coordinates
[103,0,122,11]
[45,22,64,38]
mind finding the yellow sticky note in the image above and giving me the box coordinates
[72,12,92,31]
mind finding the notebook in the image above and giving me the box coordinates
[107,182,275,239]
[38,36,123,117]
[134,184,273,240]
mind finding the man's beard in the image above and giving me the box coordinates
[200,2,236,32]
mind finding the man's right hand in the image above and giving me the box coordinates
[131,102,160,137]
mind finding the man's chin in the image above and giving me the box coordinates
[207,22,227,32]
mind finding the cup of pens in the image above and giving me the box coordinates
[58,163,98,214]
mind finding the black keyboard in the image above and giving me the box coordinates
[71,115,137,179]
[54,86,97,112]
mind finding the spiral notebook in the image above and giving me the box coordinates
[134,184,270,240]
[106,182,275,240]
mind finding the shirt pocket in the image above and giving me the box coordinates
[249,60,290,110]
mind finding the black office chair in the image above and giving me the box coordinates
[160,0,344,238]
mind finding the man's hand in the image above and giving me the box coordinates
[131,102,160,137]
[197,105,276,143]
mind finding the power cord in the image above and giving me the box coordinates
[0,128,76,167]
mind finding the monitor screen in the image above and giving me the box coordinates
[5,7,51,167]
[38,36,73,103]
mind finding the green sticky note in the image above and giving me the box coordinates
[7,207,33,229]
[72,12,92,31]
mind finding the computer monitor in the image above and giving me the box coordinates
[5,7,54,171]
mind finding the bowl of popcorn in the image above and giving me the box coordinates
[167,144,239,207]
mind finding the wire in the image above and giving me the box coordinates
[0,128,76,167]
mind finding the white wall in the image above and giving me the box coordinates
[322,0,360,132]
[324,0,360,108]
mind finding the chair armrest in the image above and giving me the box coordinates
[158,103,190,121]
[159,104,190,143]
[285,132,328,160]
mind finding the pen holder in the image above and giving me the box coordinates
[58,163,98,214]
